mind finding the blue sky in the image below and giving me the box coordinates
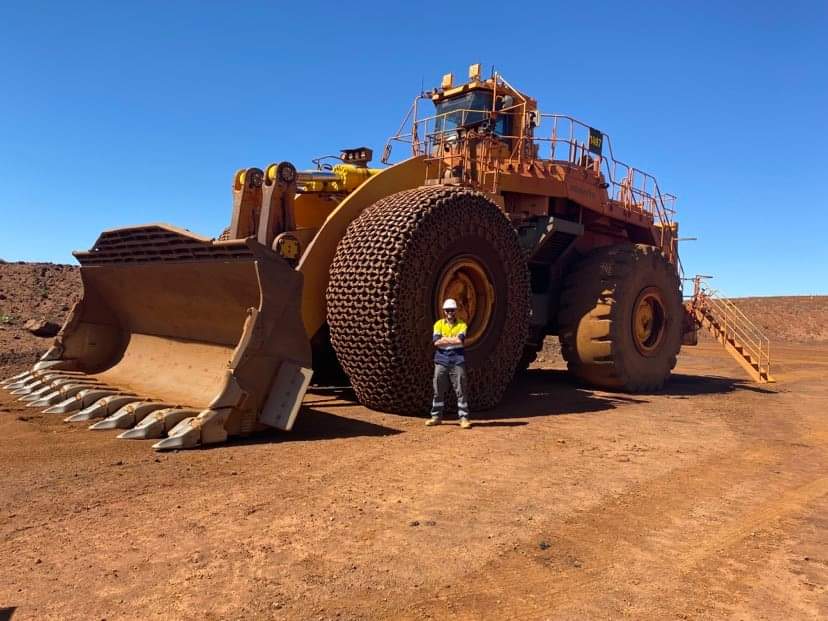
[0,1,825,296]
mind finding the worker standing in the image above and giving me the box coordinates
[427,298,471,429]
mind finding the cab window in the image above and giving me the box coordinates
[433,90,512,139]
[433,91,491,135]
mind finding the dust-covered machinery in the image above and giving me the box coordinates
[3,65,694,450]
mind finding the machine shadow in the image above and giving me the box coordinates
[475,367,776,420]
[308,377,629,422]
[656,373,778,396]
[262,368,774,435]
[289,407,403,441]
[223,406,401,448]
[475,368,642,421]
[0,607,16,621]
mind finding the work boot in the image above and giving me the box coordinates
[459,417,472,429]
[425,416,442,427]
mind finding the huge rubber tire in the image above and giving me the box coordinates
[326,186,530,415]
[557,244,682,391]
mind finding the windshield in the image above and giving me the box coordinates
[432,90,511,138]
[433,91,492,135]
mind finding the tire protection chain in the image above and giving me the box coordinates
[326,186,530,415]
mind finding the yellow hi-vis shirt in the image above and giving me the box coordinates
[432,318,468,365]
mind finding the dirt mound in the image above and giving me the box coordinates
[730,296,828,343]
[0,262,81,375]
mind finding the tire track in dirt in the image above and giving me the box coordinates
[398,435,828,620]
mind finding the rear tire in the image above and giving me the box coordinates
[326,186,529,414]
[557,244,682,391]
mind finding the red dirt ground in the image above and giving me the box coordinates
[0,263,826,620]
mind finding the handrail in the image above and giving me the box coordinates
[704,290,767,345]
[692,285,771,378]
[543,114,675,229]
[388,106,678,225]
[704,295,765,349]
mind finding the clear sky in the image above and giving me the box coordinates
[1,1,825,296]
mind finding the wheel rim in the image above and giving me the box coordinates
[632,287,667,356]
[435,256,495,347]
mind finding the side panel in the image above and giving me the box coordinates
[298,156,427,337]
[294,193,339,229]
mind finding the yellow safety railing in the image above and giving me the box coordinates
[385,106,675,218]
[692,285,772,380]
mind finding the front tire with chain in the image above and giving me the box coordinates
[557,243,682,391]
[326,186,530,415]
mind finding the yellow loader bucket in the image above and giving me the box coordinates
[3,224,312,450]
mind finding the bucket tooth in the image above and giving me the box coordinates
[89,401,173,430]
[19,379,81,400]
[2,370,32,385]
[8,381,42,395]
[17,383,55,399]
[44,388,119,415]
[153,417,201,450]
[25,391,63,407]
[22,384,78,403]
[42,395,82,415]
[152,409,230,451]
[28,383,106,408]
[2,371,34,388]
[18,376,97,400]
[118,408,200,440]
[8,376,52,393]
[8,371,86,393]
[14,378,62,396]
[6,380,35,393]
[65,394,139,422]
[27,384,88,408]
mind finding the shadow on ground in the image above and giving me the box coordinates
[221,407,402,448]
[459,369,777,420]
[478,369,643,421]
[658,373,777,396]
[267,368,778,436]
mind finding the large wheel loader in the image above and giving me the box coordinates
[3,65,693,450]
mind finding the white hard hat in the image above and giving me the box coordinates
[442,298,458,310]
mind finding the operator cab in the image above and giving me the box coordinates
[432,89,512,138]
[429,65,536,154]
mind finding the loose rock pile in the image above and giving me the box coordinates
[0,262,81,374]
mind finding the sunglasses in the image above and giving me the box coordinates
[444,309,457,313]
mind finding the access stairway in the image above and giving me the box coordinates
[687,280,774,383]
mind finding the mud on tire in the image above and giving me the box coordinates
[557,244,682,392]
[326,186,530,415]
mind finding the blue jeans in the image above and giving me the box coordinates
[430,363,469,419]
